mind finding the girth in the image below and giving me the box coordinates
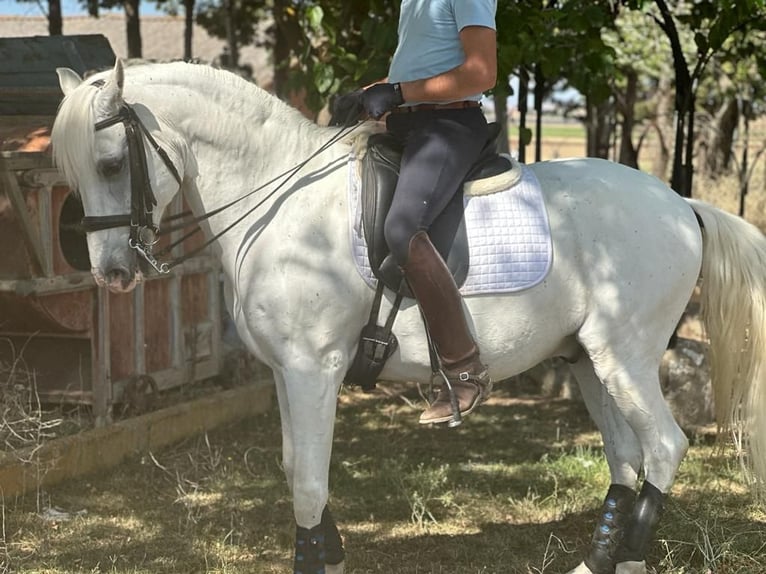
[360,122,511,297]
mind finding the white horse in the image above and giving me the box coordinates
[51,60,766,574]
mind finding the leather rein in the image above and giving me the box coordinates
[84,98,360,274]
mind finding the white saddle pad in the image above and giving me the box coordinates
[347,155,553,295]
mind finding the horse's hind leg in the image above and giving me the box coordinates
[571,356,642,488]
[575,337,688,574]
[566,356,641,574]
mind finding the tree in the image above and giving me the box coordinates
[278,1,399,112]
[496,0,619,162]
[602,7,675,172]
[697,27,766,179]
[81,0,142,58]
[14,0,62,34]
[196,0,269,74]
[628,0,766,196]
[156,0,198,60]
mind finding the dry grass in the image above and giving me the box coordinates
[0,380,764,574]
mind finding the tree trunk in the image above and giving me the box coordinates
[617,70,639,168]
[586,95,611,159]
[655,0,692,197]
[534,65,545,163]
[124,0,142,58]
[517,67,529,163]
[48,0,62,35]
[224,0,239,68]
[738,100,751,217]
[684,93,696,196]
[183,0,195,60]
[494,78,510,154]
[702,97,738,176]
[650,75,673,179]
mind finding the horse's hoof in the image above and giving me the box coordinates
[326,560,345,574]
[616,561,646,574]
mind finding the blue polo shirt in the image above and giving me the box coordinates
[388,0,497,103]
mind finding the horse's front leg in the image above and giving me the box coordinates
[276,357,346,574]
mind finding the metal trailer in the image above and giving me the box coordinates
[0,35,222,426]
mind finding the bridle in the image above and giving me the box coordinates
[83,95,361,274]
[84,102,183,273]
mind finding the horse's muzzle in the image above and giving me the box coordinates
[93,265,143,293]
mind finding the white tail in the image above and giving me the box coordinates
[688,199,766,488]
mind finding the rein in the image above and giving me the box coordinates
[86,99,361,273]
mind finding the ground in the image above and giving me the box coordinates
[1,378,765,574]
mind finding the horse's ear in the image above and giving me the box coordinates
[96,59,125,116]
[56,68,83,97]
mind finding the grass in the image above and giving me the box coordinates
[1,381,765,573]
[511,123,587,140]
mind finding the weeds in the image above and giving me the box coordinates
[0,357,62,455]
[529,533,573,574]
[1,383,765,573]
[658,498,766,573]
[397,462,456,528]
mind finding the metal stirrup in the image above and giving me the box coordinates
[436,368,463,428]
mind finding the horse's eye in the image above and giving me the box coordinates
[99,157,125,178]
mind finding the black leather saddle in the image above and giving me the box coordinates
[360,122,511,297]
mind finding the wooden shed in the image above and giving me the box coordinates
[0,36,223,426]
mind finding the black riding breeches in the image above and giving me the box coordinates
[383,107,489,266]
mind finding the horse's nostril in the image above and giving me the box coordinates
[106,266,131,287]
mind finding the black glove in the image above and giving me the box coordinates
[329,89,365,127]
[362,83,404,120]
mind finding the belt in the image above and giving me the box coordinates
[391,100,481,113]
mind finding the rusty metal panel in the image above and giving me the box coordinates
[108,291,135,381]
[144,279,172,373]
[0,36,221,426]
[0,290,91,333]
[0,335,93,397]
[0,150,222,427]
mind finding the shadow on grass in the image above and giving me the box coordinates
[3,380,765,573]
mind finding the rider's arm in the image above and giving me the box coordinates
[398,26,497,103]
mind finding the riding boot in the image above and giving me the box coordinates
[402,231,492,424]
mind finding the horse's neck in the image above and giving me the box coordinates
[132,68,349,270]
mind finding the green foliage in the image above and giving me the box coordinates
[496,1,621,105]
[195,0,268,50]
[282,1,399,111]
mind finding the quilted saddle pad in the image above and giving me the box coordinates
[347,156,553,295]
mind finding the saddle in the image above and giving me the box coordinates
[345,123,512,390]
[361,122,511,297]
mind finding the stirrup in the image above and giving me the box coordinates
[435,368,464,428]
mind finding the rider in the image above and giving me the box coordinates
[334,0,498,424]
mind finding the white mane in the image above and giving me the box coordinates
[51,61,331,190]
[51,80,101,190]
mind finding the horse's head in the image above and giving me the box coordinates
[51,60,185,293]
